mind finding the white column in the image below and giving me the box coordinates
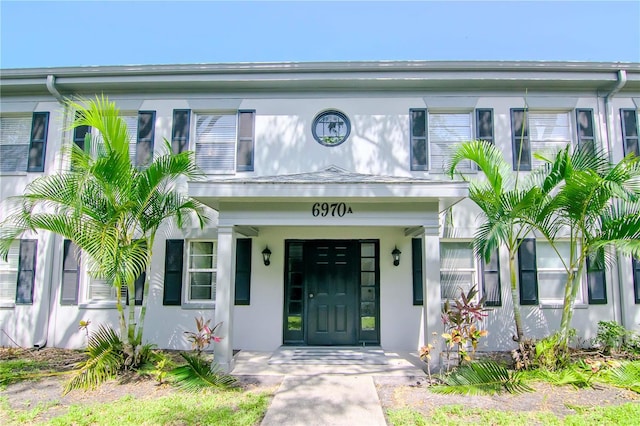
[421,228,443,370]
[214,225,237,372]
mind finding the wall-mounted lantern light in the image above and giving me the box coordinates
[262,246,272,266]
[392,246,401,266]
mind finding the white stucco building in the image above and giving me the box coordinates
[1,61,639,371]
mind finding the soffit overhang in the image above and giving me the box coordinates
[188,166,468,212]
[2,60,639,97]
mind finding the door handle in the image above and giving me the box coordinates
[309,293,314,298]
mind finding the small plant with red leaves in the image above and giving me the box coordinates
[184,317,222,354]
[441,285,490,367]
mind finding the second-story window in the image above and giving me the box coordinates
[621,109,639,157]
[410,108,492,172]
[0,112,50,174]
[194,111,255,174]
[511,110,573,171]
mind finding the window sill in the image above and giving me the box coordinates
[78,301,118,309]
[539,301,588,310]
[181,302,216,310]
[0,302,16,309]
[0,171,27,176]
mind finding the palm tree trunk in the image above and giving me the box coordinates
[559,262,585,350]
[134,235,154,345]
[115,283,128,347]
[509,252,524,342]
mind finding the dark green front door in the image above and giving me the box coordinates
[306,241,358,345]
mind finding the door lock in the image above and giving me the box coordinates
[309,293,314,298]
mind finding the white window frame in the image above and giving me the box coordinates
[78,254,118,308]
[192,112,238,175]
[0,242,19,307]
[536,240,587,308]
[184,239,217,305]
[428,111,476,173]
[439,240,479,302]
[528,111,573,169]
[0,114,31,174]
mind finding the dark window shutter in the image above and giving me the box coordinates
[410,109,428,171]
[633,256,640,305]
[16,239,37,304]
[236,111,255,172]
[586,255,607,304]
[61,240,80,305]
[171,109,191,154]
[476,109,494,144]
[411,238,423,305]
[136,111,156,167]
[511,109,531,171]
[481,250,501,306]
[576,109,596,154]
[235,238,252,305]
[27,112,49,172]
[620,109,639,157]
[517,238,538,305]
[163,239,184,305]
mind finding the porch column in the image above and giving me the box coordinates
[421,228,443,370]
[214,225,237,372]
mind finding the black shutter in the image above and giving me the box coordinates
[621,109,639,157]
[576,109,596,154]
[163,239,184,305]
[61,239,80,305]
[476,109,494,144]
[511,109,531,171]
[517,238,538,305]
[410,108,428,171]
[586,255,607,304]
[236,111,255,171]
[412,238,423,305]
[481,250,501,306]
[633,256,640,305]
[27,112,49,172]
[16,239,37,304]
[235,239,252,305]
[136,111,156,167]
[171,109,191,154]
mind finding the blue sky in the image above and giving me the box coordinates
[1,1,639,69]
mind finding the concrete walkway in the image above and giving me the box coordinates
[232,349,427,426]
[260,375,387,426]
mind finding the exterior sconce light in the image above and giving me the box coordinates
[392,246,401,266]
[262,246,272,266]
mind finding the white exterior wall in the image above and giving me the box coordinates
[1,75,639,353]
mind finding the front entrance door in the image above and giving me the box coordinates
[306,241,358,345]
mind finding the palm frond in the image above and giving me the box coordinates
[431,361,532,395]
[64,325,124,394]
[167,352,237,391]
[602,362,640,393]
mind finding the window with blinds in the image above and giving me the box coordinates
[0,242,19,303]
[528,112,572,169]
[0,115,32,173]
[428,113,475,173]
[440,241,477,300]
[195,114,238,173]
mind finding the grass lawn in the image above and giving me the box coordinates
[1,389,271,426]
[387,403,640,426]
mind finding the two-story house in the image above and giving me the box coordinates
[1,61,639,371]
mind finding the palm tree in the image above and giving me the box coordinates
[532,145,640,350]
[0,96,208,365]
[448,140,540,342]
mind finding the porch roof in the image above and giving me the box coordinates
[188,166,469,211]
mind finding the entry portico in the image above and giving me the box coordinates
[189,166,468,371]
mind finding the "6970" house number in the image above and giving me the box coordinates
[311,202,354,217]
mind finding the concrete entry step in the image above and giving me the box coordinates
[268,346,388,365]
[231,349,427,377]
